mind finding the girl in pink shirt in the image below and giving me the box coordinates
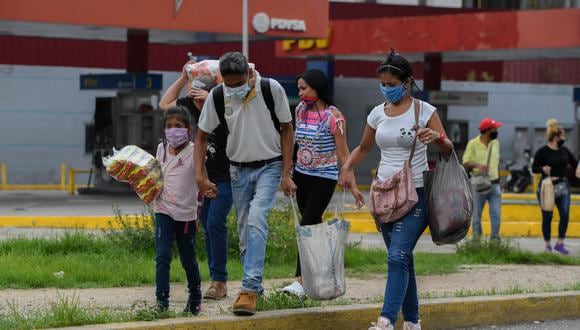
[154,106,201,315]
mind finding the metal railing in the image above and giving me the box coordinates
[0,162,91,194]
[68,168,92,195]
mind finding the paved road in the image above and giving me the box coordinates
[4,189,574,217]
[0,190,143,216]
[459,318,580,329]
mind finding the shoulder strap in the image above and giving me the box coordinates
[486,142,494,167]
[409,99,420,162]
[260,78,281,134]
[212,84,229,135]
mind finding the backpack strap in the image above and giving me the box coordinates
[260,78,281,134]
[212,84,229,135]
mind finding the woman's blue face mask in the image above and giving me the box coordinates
[379,82,407,103]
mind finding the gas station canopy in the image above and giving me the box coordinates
[0,0,329,39]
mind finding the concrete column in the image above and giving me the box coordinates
[126,29,149,73]
[423,52,442,91]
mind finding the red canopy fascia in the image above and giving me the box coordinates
[276,8,580,57]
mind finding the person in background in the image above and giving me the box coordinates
[159,61,232,300]
[532,119,578,255]
[463,118,503,240]
[339,50,453,330]
[154,106,202,315]
[282,69,364,297]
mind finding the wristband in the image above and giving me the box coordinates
[436,132,446,144]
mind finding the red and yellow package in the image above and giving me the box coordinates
[103,146,163,204]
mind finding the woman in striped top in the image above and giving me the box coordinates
[282,69,364,297]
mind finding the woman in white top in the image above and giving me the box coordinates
[339,51,453,330]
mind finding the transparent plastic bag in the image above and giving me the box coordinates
[185,60,257,89]
[424,151,473,245]
[540,177,555,211]
[102,145,163,204]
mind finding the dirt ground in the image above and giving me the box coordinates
[1,264,579,317]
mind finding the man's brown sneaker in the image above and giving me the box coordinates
[233,291,257,316]
[203,281,227,300]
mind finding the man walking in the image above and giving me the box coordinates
[463,118,502,240]
[195,52,296,316]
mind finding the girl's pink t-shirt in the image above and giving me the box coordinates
[154,142,198,222]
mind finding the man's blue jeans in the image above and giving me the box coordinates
[200,181,233,282]
[472,183,502,239]
[229,161,282,293]
[155,213,201,307]
[379,188,428,325]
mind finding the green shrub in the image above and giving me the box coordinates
[103,205,156,253]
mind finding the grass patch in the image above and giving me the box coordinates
[0,293,180,330]
[0,209,578,290]
[256,289,352,312]
[456,238,579,265]
[256,290,322,311]
[418,281,580,299]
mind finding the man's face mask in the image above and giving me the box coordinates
[226,83,251,99]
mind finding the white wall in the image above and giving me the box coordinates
[0,65,180,184]
[443,81,578,162]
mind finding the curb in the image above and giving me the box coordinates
[2,203,580,237]
[72,291,580,330]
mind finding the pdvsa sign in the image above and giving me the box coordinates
[252,12,307,34]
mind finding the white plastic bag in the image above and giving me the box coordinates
[102,145,162,204]
[290,194,349,300]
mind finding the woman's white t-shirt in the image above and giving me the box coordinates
[367,99,436,188]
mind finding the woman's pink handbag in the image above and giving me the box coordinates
[370,99,420,223]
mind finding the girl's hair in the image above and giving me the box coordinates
[163,105,192,128]
[296,69,334,106]
[162,105,192,161]
[545,118,563,142]
[377,49,421,94]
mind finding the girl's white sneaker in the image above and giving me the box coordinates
[403,320,422,330]
[368,316,394,330]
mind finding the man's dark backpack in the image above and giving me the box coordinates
[212,78,280,135]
